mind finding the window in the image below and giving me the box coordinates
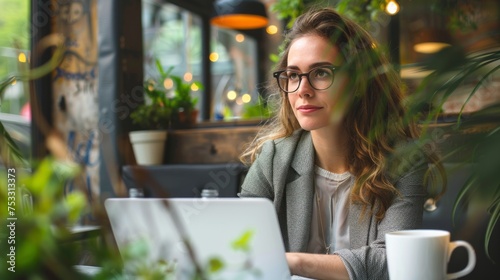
[142,0,203,115]
[0,0,30,160]
[0,0,30,118]
[142,0,265,122]
[210,27,259,121]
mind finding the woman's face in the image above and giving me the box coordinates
[286,34,349,132]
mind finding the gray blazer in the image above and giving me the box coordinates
[240,129,427,280]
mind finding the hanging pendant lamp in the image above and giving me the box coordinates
[211,0,269,30]
[413,28,452,54]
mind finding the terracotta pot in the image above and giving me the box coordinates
[176,109,198,128]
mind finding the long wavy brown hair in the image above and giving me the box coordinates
[240,7,444,221]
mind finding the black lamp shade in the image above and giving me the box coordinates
[212,0,269,30]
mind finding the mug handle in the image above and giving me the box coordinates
[446,240,476,279]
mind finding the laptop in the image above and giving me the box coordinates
[104,197,293,279]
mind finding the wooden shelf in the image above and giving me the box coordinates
[165,126,262,164]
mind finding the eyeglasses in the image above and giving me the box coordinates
[273,65,336,93]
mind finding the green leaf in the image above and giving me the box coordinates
[485,196,500,262]
[207,257,225,273]
[29,158,55,194]
[192,81,204,90]
[52,160,81,181]
[269,53,280,63]
[0,120,28,166]
[452,175,477,227]
[231,229,254,252]
[457,64,500,124]
[64,191,88,223]
[155,58,174,79]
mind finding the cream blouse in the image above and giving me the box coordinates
[307,166,354,254]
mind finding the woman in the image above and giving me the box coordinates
[239,7,443,280]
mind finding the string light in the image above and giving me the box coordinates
[241,93,251,103]
[184,72,193,82]
[164,78,174,90]
[385,0,400,15]
[18,53,27,63]
[209,52,219,62]
[227,90,237,100]
[235,34,245,42]
[266,25,278,35]
[235,97,244,105]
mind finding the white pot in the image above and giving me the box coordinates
[129,130,167,165]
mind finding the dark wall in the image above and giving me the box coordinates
[98,0,144,197]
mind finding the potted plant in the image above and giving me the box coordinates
[169,74,203,128]
[129,61,173,165]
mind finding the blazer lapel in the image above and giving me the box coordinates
[285,131,315,252]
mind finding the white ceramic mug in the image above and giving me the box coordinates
[386,229,476,280]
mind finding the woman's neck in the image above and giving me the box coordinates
[310,126,349,174]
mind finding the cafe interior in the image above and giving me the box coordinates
[0,0,499,279]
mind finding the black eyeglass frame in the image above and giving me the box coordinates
[272,65,337,93]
